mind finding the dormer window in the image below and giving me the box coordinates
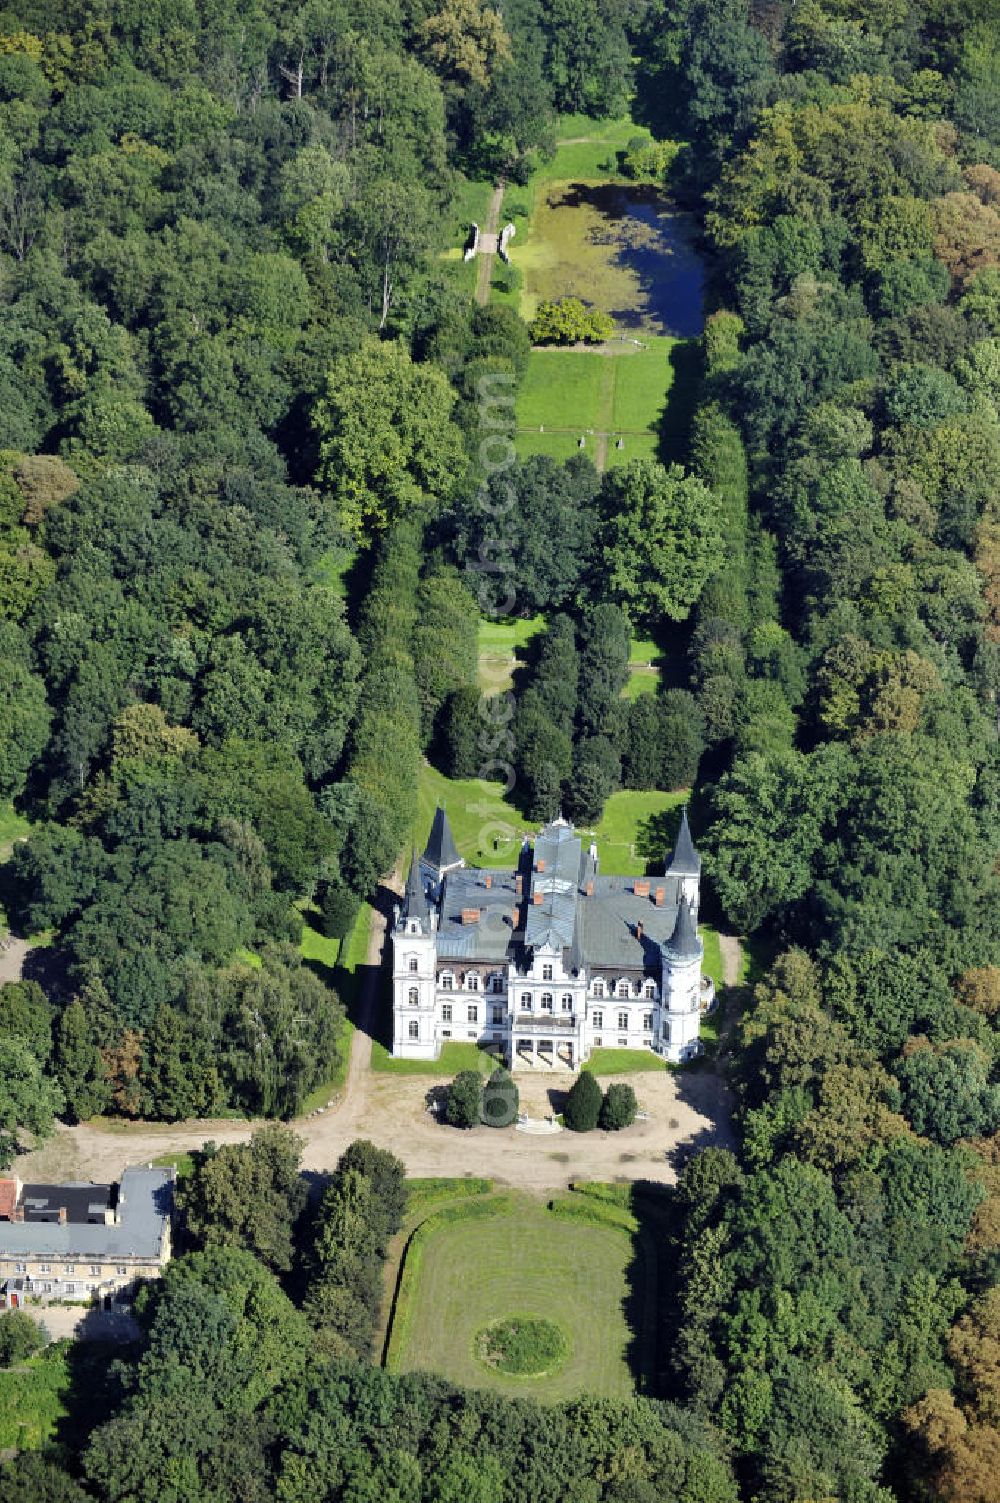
[440,972,454,991]
[617,980,630,998]
[467,974,480,991]
[645,982,656,999]
[593,980,604,998]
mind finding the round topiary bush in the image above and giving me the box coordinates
[481,1067,519,1127]
[599,1081,638,1131]
[563,1069,603,1132]
[475,1315,568,1376]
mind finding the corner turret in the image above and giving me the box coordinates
[666,806,701,916]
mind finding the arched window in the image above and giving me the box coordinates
[593,980,605,998]
[408,956,419,973]
[408,988,419,1006]
[541,992,553,1012]
[644,982,656,999]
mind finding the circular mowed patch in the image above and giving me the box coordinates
[475,1316,569,1378]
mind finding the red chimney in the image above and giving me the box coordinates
[585,880,594,896]
[484,874,492,889]
[654,886,665,906]
[461,907,481,925]
[536,858,546,873]
[533,892,544,905]
[634,880,650,898]
[515,875,523,895]
[58,1206,67,1224]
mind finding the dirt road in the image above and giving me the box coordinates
[475,179,506,306]
[16,898,738,1192]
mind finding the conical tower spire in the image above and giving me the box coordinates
[667,806,701,876]
[664,897,701,963]
[422,804,462,875]
[404,849,429,920]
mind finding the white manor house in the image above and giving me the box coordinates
[391,807,714,1068]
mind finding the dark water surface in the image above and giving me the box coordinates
[548,183,706,338]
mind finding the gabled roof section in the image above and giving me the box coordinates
[422,805,462,873]
[403,851,429,920]
[667,806,701,876]
[664,898,702,963]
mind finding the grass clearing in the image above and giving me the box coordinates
[296,904,369,1109]
[584,788,687,875]
[414,761,529,868]
[514,337,682,469]
[478,612,546,693]
[0,801,30,856]
[151,1151,195,1179]
[389,1196,635,1400]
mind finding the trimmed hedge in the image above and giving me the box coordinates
[545,1194,638,1234]
[404,1178,493,1214]
[384,1196,512,1370]
[568,1181,634,1210]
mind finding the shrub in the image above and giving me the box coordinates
[445,1070,483,1128]
[599,1082,638,1131]
[623,136,681,181]
[475,1316,568,1375]
[0,1309,45,1367]
[564,1070,603,1131]
[481,1067,519,1127]
[530,297,614,345]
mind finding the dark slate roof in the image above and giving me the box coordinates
[436,867,520,961]
[403,852,430,920]
[667,806,701,876]
[577,877,680,970]
[664,898,702,962]
[422,805,462,872]
[18,1183,114,1225]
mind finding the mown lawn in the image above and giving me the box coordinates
[370,1039,499,1075]
[587,788,687,876]
[297,904,367,1109]
[390,1197,636,1400]
[585,1048,668,1075]
[478,612,546,693]
[515,348,608,431]
[514,338,681,469]
[414,761,530,868]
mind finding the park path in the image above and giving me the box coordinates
[475,178,506,306]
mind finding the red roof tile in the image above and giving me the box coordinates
[0,1180,18,1221]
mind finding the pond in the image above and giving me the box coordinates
[521,182,705,339]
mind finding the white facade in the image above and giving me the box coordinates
[392,811,710,1069]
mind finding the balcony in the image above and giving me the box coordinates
[514,1014,576,1031]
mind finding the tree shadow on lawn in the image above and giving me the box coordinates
[623,1179,678,1398]
[657,339,703,466]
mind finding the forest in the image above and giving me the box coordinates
[2,0,1000,1499]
